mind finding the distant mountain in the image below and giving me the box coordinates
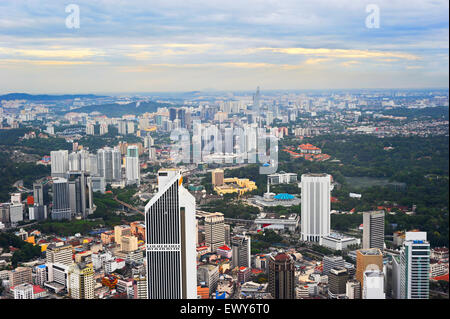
[0,93,107,101]
[66,100,179,117]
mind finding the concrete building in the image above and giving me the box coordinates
[9,203,23,224]
[204,212,225,252]
[197,264,219,295]
[52,177,71,220]
[363,270,385,299]
[346,280,361,299]
[328,267,348,299]
[399,231,430,299]
[363,211,385,251]
[211,169,224,186]
[10,267,32,286]
[231,235,251,269]
[67,262,95,299]
[300,173,331,243]
[322,256,345,276]
[268,252,295,299]
[50,150,69,178]
[356,248,383,289]
[125,145,140,186]
[46,244,73,266]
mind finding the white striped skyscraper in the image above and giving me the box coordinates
[145,169,197,299]
[300,173,331,243]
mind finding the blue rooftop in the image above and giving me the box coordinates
[274,193,295,200]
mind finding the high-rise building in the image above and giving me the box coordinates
[322,256,345,276]
[363,211,385,251]
[300,173,331,243]
[356,248,383,289]
[231,235,251,269]
[197,264,219,295]
[363,270,386,299]
[118,120,128,135]
[35,265,47,287]
[0,203,10,226]
[10,267,32,286]
[67,172,94,218]
[9,203,23,224]
[224,224,231,246]
[211,169,224,187]
[33,183,45,206]
[133,274,148,299]
[204,212,225,252]
[29,204,47,221]
[99,123,108,135]
[97,147,122,183]
[50,150,69,178]
[114,225,131,249]
[125,145,140,186]
[399,231,430,299]
[268,252,295,299]
[328,267,348,299]
[51,177,71,220]
[145,169,197,299]
[67,262,95,299]
[46,244,73,266]
[85,123,95,135]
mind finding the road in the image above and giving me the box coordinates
[113,195,144,215]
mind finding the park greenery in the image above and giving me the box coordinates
[0,232,42,267]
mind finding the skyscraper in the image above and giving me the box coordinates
[52,177,71,220]
[50,150,69,178]
[67,171,94,218]
[363,269,386,299]
[97,147,122,184]
[67,262,95,299]
[363,210,385,251]
[144,169,197,299]
[399,231,430,299]
[300,173,331,243]
[356,248,383,289]
[204,212,225,252]
[328,267,348,299]
[268,252,295,299]
[231,235,251,269]
[125,145,140,186]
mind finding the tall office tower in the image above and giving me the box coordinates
[33,183,44,206]
[211,169,224,187]
[127,121,135,135]
[363,270,386,299]
[356,248,383,289]
[253,86,261,115]
[266,111,273,125]
[145,169,197,299]
[231,235,251,269]
[224,224,231,246]
[50,150,69,177]
[67,172,94,218]
[52,178,71,221]
[328,267,349,299]
[300,173,331,243]
[9,204,24,224]
[97,147,122,183]
[0,203,10,226]
[169,107,177,121]
[144,134,154,149]
[346,280,361,299]
[399,231,430,299]
[29,204,47,221]
[46,244,73,265]
[268,252,295,299]
[363,210,385,251]
[67,262,95,299]
[149,147,157,161]
[88,154,98,175]
[322,255,345,275]
[85,123,95,135]
[126,145,140,186]
[10,267,32,286]
[99,123,108,135]
[118,120,128,135]
[69,151,80,171]
[177,108,186,128]
[204,212,225,252]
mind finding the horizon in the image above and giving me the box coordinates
[0,0,448,93]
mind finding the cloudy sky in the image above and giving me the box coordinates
[0,0,448,94]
